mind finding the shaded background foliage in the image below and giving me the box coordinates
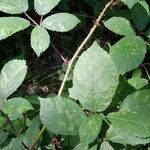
[0,0,150,149]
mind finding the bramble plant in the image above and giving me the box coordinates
[0,0,150,150]
[0,0,80,57]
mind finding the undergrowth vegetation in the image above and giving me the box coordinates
[0,0,150,150]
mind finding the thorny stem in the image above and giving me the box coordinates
[58,0,116,96]
[28,0,117,149]
[24,12,39,26]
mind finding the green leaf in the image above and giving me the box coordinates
[25,95,40,106]
[1,137,24,150]
[0,116,6,128]
[109,76,135,108]
[120,89,150,113]
[121,0,138,8]
[23,117,41,146]
[39,96,86,135]
[0,17,30,40]
[69,41,119,112]
[2,97,33,120]
[117,9,132,20]
[108,112,150,138]
[104,17,135,36]
[73,143,88,150]
[128,77,148,90]
[31,26,50,57]
[132,69,142,78]
[145,28,150,39]
[106,125,150,145]
[110,36,146,75]
[0,59,27,102]
[42,13,80,32]
[138,0,150,15]
[100,141,114,150]
[108,89,150,138]
[79,114,102,145]
[0,130,8,147]
[6,118,24,134]
[0,0,28,14]
[89,145,98,150]
[62,135,80,149]
[131,2,149,31]
[34,0,61,15]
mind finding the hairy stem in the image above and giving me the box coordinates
[40,15,43,26]
[24,12,39,26]
[28,0,116,149]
